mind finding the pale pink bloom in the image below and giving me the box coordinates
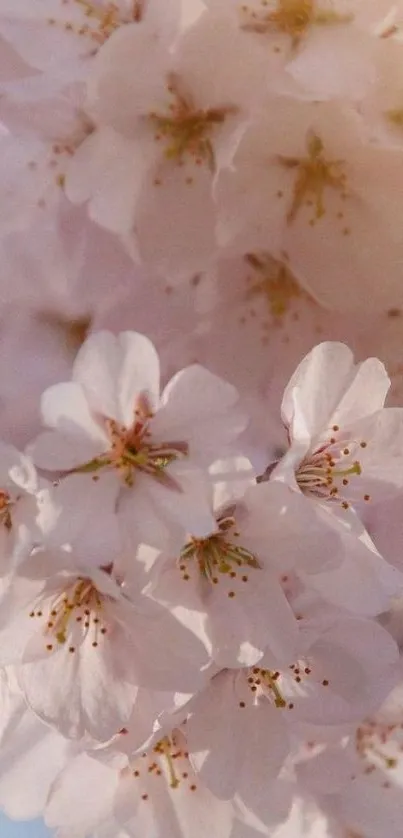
[273,341,403,509]
[115,727,235,838]
[145,472,347,667]
[45,727,235,838]
[185,668,289,814]
[67,11,267,278]
[216,96,403,314]
[203,0,395,100]
[30,330,246,549]
[0,547,209,739]
[0,0,181,84]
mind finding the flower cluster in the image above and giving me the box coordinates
[0,334,401,838]
[1,1,403,837]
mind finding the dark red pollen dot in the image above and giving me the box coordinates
[342,479,348,486]
[322,679,329,686]
[288,703,294,709]
[332,425,339,431]
[239,701,246,708]
[343,448,350,455]
[228,591,235,598]
[92,641,98,647]
[141,794,149,801]
[46,644,53,651]
[100,627,107,634]
[364,494,370,501]
[242,575,248,582]
[304,668,311,674]
[190,785,197,791]
[134,770,140,777]
[182,772,188,778]
[360,441,367,448]
[69,646,75,653]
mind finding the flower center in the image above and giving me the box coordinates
[70,394,188,488]
[127,730,199,796]
[0,490,13,531]
[29,577,108,653]
[47,1,142,49]
[244,252,306,321]
[295,425,370,509]
[386,107,403,128]
[179,507,261,594]
[246,667,287,708]
[278,132,349,226]
[239,0,352,46]
[148,74,237,174]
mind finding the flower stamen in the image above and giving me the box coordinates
[240,0,352,47]
[147,74,237,173]
[179,508,261,585]
[278,132,348,225]
[68,394,188,488]
[296,430,369,507]
[0,490,13,531]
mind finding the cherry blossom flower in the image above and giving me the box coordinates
[185,668,290,813]
[1,0,403,826]
[0,0,181,84]
[66,10,267,277]
[145,472,347,667]
[45,727,236,838]
[216,95,403,313]
[30,330,247,549]
[272,341,403,511]
[0,547,210,739]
